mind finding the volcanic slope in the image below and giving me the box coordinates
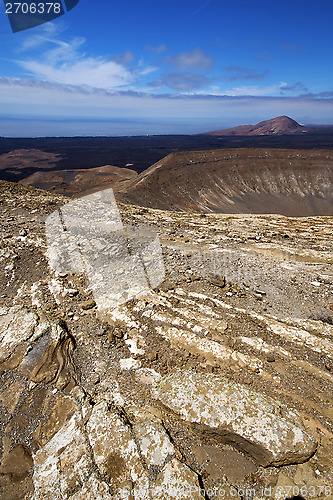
[204,115,307,136]
[115,148,333,216]
[19,164,138,196]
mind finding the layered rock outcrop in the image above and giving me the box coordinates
[0,180,332,498]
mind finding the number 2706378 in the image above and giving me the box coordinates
[5,3,61,14]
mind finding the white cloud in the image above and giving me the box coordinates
[15,35,134,89]
[184,82,288,97]
[280,81,308,93]
[14,35,212,93]
[19,58,132,88]
[149,72,211,90]
[138,66,157,77]
[221,83,288,97]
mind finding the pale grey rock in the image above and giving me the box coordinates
[85,403,201,499]
[0,306,38,365]
[133,417,175,468]
[68,473,112,499]
[32,413,93,499]
[86,402,148,492]
[152,371,317,466]
[134,367,161,385]
[151,458,203,499]
[119,357,141,370]
[0,380,25,414]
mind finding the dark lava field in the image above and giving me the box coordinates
[0,128,333,182]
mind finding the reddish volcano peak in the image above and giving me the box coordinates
[205,116,306,136]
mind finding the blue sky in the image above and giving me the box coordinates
[0,0,332,136]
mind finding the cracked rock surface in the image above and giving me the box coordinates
[0,179,333,499]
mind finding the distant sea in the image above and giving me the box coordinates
[0,118,222,137]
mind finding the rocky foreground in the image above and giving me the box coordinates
[0,180,333,499]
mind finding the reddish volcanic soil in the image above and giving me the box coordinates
[205,116,307,136]
[0,149,62,173]
[114,148,333,216]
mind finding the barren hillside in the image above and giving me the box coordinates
[20,164,138,196]
[115,148,333,216]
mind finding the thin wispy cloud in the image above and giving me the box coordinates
[149,72,211,91]
[278,42,300,54]
[300,91,333,99]
[280,81,308,93]
[0,0,331,137]
[225,66,270,81]
[188,0,214,17]
[146,44,167,54]
[222,82,287,96]
[108,51,135,65]
[17,22,66,52]
[163,48,213,71]
[1,76,332,102]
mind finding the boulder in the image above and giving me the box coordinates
[0,306,76,389]
[33,413,93,499]
[152,370,317,466]
[133,417,175,468]
[86,402,148,492]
